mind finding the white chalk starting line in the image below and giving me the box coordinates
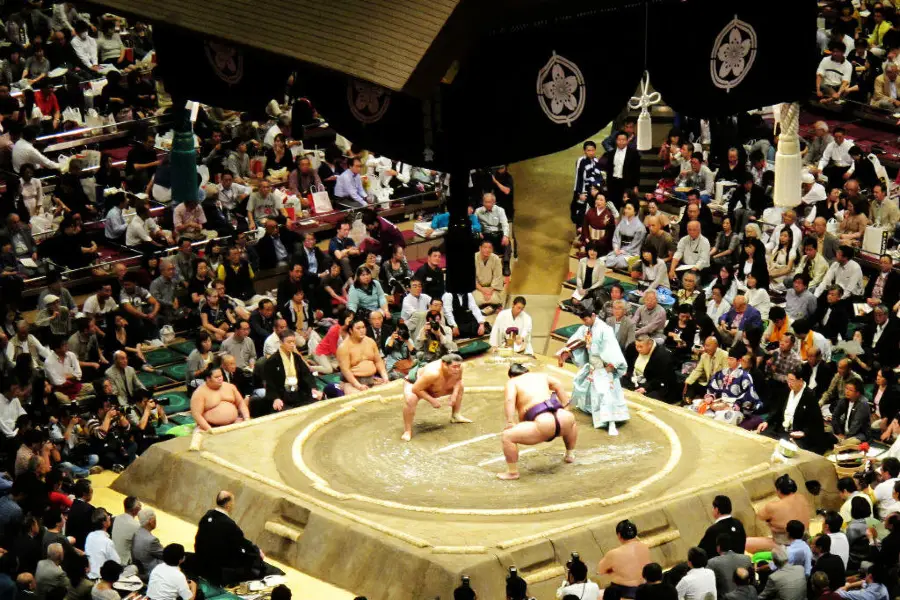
[435,432,499,453]
[477,448,537,467]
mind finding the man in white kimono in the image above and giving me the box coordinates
[557,308,629,435]
[489,296,533,355]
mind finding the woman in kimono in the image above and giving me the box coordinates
[604,203,646,270]
[580,193,616,256]
[695,347,762,429]
[559,309,628,435]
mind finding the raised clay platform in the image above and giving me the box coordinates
[114,355,839,600]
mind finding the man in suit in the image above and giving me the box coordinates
[717,295,763,348]
[194,491,277,585]
[728,173,770,230]
[221,354,253,398]
[366,309,394,353]
[811,217,839,262]
[624,334,678,403]
[260,329,320,417]
[757,367,830,454]
[708,534,752,597]
[34,543,68,600]
[604,131,641,205]
[684,337,729,400]
[726,568,758,600]
[132,508,164,576]
[861,304,900,370]
[814,286,851,343]
[605,300,635,352]
[255,220,300,270]
[810,534,845,594]
[104,351,146,407]
[801,347,835,404]
[758,546,807,600]
[698,496,747,559]
[291,232,331,287]
[863,255,900,312]
[67,479,94,550]
[832,379,871,443]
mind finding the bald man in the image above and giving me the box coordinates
[194,491,268,584]
[669,220,711,281]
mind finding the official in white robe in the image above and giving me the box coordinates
[489,300,533,355]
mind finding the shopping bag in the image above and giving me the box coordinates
[308,184,332,215]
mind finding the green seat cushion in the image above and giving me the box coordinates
[160,364,188,382]
[458,340,491,357]
[169,341,196,356]
[137,372,175,389]
[553,324,581,339]
[315,373,342,391]
[154,391,191,415]
[169,412,195,425]
[157,422,196,437]
[144,348,184,367]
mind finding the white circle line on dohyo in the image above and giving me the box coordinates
[536,52,586,127]
[709,16,758,92]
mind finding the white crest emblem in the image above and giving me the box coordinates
[537,52,586,126]
[347,80,391,124]
[710,16,758,92]
[204,41,243,85]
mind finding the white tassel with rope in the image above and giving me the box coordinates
[628,71,662,152]
[774,102,802,209]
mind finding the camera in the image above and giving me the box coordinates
[430,321,440,332]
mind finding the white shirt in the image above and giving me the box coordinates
[707,298,731,322]
[783,383,806,431]
[808,362,821,391]
[263,125,287,149]
[400,292,432,322]
[818,138,855,171]
[674,234,711,269]
[217,182,250,211]
[676,567,717,600]
[263,332,281,357]
[874,477,900,517]
[146,563,192,600]
[110,513,140,565]
[441,292,485,326]
[489,308,534,355]
[83,294,118,316]
[12,139,59,172]
[802,182,827,205]
[815,260,864,299]
[43,351,81,386]
[6,334,50,370]
[0,395,25,438]
[817,56,853,89]
[125,215,153,246]
[828,532,850,568]
[612,147,627,179]
[873,322,888,347]
[70,34,98,68]
[556,580,601,600]
[85,530,120,579]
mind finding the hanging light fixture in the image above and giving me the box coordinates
[628,71,661,152]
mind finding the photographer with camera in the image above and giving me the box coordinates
[416,308,456,363]
[506,568,535,600]
[384,323,416,380]
[86,398,136,472]
[557,553,600,600]
[454,575,476,600]
[125,389,169,453]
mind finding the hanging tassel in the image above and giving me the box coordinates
[628,71,661,152]
[774,102,802,209]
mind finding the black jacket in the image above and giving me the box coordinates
[366,321,395,352]
[248,310,274,356]
[864,271,900,310]
[222,368,252,397]
[801,361,836,402]
[728,183,771,217]
[624,342,678,403]
[814,297,851,343]
[194,509,260,583]
[262,351,316,414]
[66,499,95,550]
[832,397,872,441]
[605,146,641,187]
[766,387,829,453]
[291,247,331,279]
[256,229,301,270]
[698,516,747,559]
[861,318,900,369]
[811,552,845,593]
